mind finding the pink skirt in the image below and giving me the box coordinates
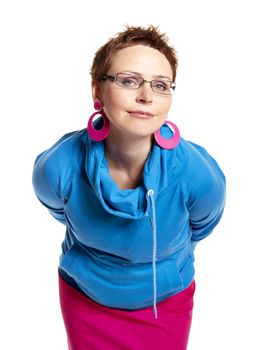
[59,274,195,350]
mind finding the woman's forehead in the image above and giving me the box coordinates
[109,45,173,77]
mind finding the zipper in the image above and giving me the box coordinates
[147,189,158,319]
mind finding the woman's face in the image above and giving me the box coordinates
[92,45,173,139]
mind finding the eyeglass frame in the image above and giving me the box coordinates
[100,72,176,95]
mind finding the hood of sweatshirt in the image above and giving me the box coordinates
[84,123,184,220]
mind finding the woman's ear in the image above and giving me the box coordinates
[91,80,102,105]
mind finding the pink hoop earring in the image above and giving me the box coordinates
[154,120,180,149]
[87,101,110,142]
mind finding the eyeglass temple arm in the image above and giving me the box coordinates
[101,75,116,82]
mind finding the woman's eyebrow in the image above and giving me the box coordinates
[153,74,172,80]
[120,70,142,76]
[121,71,172,80]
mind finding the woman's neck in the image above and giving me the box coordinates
[104,131,153,176]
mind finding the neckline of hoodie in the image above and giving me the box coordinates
[71,130,190,197]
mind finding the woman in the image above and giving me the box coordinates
[32,25,226,350]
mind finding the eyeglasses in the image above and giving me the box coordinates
[101,73,176,95]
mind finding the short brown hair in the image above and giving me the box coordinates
[90,25,178,82]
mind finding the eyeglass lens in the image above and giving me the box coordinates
[115,73,174,95]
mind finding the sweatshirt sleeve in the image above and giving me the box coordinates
[186,142,226,247]
[32,133,74,224]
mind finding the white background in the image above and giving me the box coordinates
[1,0,261,349]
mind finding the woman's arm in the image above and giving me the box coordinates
[32,133,74,224]
[186,142,226,247]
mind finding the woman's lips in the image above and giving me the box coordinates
[127,111,154,119]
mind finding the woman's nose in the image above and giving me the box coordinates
[135,82,153,104]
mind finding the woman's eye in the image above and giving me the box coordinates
[153,81,169,91]
[118,76,140,87]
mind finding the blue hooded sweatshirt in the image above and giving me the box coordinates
[32,125,226,318]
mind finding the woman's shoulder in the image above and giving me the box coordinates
[33,129,88,183]
[35,129,86,163]
[48,129,87,154]
[179,137,210,158]
[33,129,88,203]
[179,137,220,166]
[178,137,226,185]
